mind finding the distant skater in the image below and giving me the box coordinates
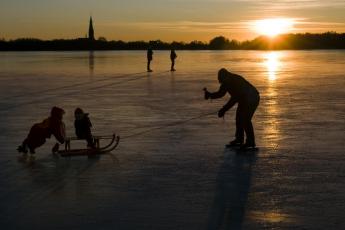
[74,108,95,148]
[17,107,66,158]
[170,49,177,71]
[147,47,153,72]
[204,68,260,149]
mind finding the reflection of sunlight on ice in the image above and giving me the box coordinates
[262,73,281,148]
[264,52,281,81]
[265,87,280,147]
[249,211,293,224]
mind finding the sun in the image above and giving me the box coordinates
[254,18,295,37]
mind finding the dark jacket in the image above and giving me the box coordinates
[147,49,153,60]
[170,50,177,60]
[210,72,259,111]
[29,117,65,143]
[74,115,92,139]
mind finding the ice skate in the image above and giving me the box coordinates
[17,145,28,154]
[225,139,243,148]
[239,142,258,151]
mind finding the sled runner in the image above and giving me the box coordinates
[58,133,120,157]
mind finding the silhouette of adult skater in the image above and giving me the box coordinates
[204,68,260,149]
[147,47,153,72]
[17,107,66,158]
[170,49,177,71]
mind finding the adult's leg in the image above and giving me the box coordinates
[243,120,255,146]
[171,60,175,71]
[27,137,46,153]
[147,59,152,71]
[242,98,259,146]
[25,125,46,153]
[235,106,244,143]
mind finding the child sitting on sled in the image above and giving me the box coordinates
[74,108,95,148]
[17,107,66,158]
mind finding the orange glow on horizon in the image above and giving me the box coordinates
[254,18,295,37]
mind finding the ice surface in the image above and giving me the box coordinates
[0,50,344,229]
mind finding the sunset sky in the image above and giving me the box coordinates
[1,0,345,42]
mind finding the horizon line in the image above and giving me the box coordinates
[2,31,344,43]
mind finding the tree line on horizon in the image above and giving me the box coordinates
[0,32,344,51]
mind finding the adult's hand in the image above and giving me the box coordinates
[204,88,210,100]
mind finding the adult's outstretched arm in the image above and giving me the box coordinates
[209,84,227,99]
[53,122,65,144]
[222,96,238,111]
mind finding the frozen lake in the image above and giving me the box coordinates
[0,50,344,229]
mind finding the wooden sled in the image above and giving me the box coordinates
[58,133,120,157]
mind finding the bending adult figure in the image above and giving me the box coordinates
[204,68,260,149]
[17,106,66,155]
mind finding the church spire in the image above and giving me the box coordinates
[88,16,95,41]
